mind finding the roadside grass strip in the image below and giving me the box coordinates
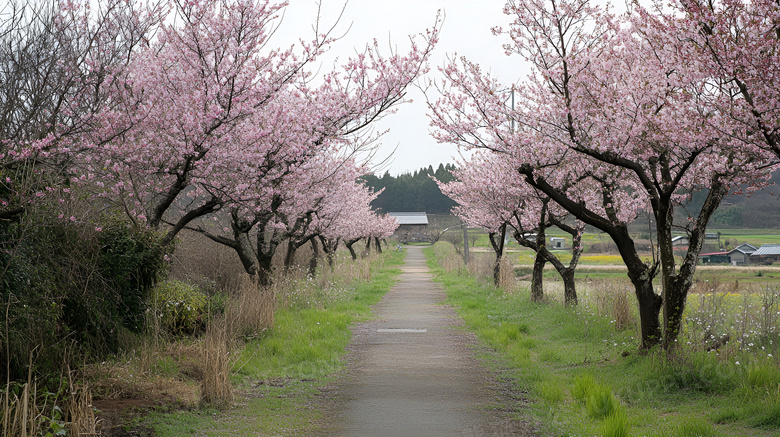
[149,250,404,437]
[425,242,780,437]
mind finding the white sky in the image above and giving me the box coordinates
[275,0,524,176]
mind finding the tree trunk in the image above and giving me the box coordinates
[309,237,319,275]
[346,239,359,261]
[374,236,382,254]
[657,179,728,348]
[541,217,583,307]
[256,250,274,287]
[284,239,296,270]
[255,221,280,287]
[489,223,507,287]
[519,168,662,348]
[560,268,577,306]
[361,238,371,258]
[531,251,546,302]
[318,235,337,269]
[634,277,663,348]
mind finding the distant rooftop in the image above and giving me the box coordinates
[752,244,780,257]
[388,212,429,225]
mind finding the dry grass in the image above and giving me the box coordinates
[611,288,633,331]
[498,256,516,292]
[84,341,202,404]
[1,371,41,437]
[200,318,233,407]
[169,231,248,293]
[67,374,100,436]
[224,274,276,340]
[467,253,494,278]
[2,363,101,437]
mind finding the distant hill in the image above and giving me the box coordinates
[361,164,457,215]
[683,170,780,228]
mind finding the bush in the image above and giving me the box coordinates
[99,223,168,332]
[149,280,208,336]
[0,213,168,381]
[588,241,618,253]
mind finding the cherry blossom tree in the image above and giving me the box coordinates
[85,0,328,245]
[0,0,162,220]
[429,0,775,348]
[671,0,780,160]
[438,150,583,304]
[76,0,438,286]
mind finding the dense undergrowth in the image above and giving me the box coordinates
[427,241,780,437]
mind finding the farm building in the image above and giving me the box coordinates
[698,243,758,265]
[699,251,730,264]
[550,237,566,249]
[671,235,689,247]
[728,243,758,265]
[389,212,428,243]
[703,233,721,251]
[750,244,780,264]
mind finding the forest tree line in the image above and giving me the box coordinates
[363,163,779,228]
[361,164,458,215]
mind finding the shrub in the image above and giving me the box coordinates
[588,241,618,253]
[149,280,208,336]
[0,213,168,381]
[98,223,167,332]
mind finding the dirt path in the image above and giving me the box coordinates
[312,246,535,437]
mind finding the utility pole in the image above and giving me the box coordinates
[462,222,470,265]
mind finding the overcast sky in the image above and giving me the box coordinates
[275,0,524,176]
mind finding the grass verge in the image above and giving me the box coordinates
[426,242,780,437]
[146,250,404,436]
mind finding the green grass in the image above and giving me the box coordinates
[425,242,780,437]
[148,251,404,436]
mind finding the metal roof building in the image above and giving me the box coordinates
[388,212,429,225]
[750,244,780,264]
[751,244,780,257]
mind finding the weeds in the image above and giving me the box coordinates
[602,409,630,437]
[672,417,716,436]
[427,241,780,436]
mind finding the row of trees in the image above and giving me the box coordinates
[361,163,458,214]
[1,0,441,286]
[430,0,780,349]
